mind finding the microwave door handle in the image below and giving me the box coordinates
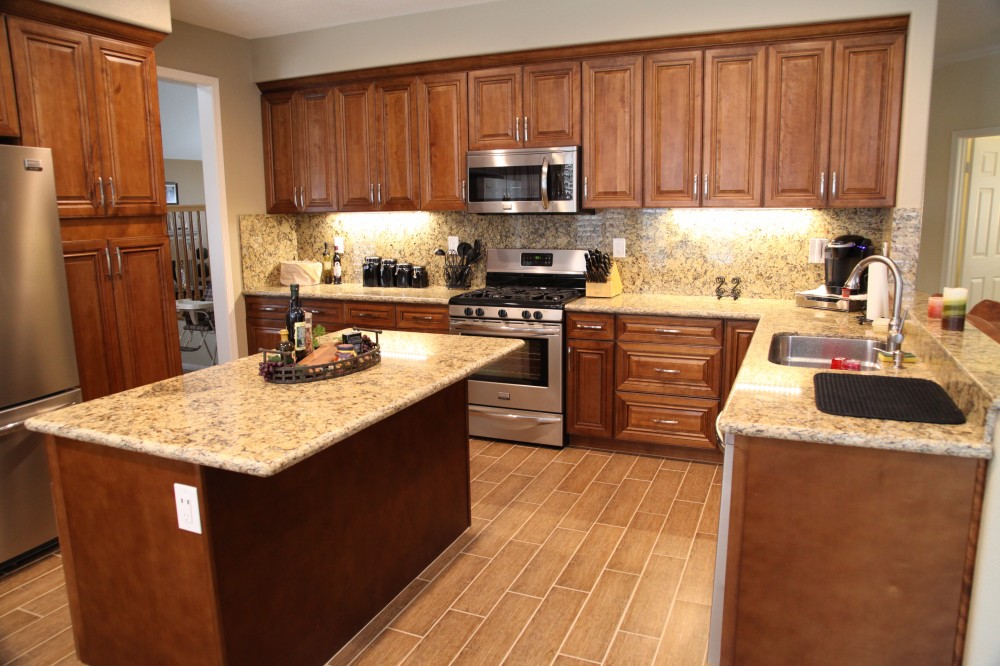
[540,157,549,210]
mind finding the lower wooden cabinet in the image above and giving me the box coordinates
[566,339,615,438]
[396,304,450,332]
[63,235,181,401]
[722,320,756,405]
[615,392,719,450]
[0,18,19,136]
[344,302,396,328]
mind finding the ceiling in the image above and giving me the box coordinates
[168,0,1000,62]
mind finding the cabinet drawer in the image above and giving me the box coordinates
[301,299,344,325]
[246,297,287,320]
[617,315,723,346]
[616,342,722,398]
[396,305,449,331]
[615,391,719,450]
[344,302,396,328]
[567,312,615,340]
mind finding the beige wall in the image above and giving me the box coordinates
[917,50,1000,293]
[164,159,206,206]
[44,0,171,33]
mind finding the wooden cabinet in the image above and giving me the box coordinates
[417,73,468,210]
[344,301,396,328]
[262,87,337,213]
[722,320,756,405]
[63,236,181,401]
[8,16,164,218]
[335,78,420,211]
[582,55,643,208]
[396,304,450,332]
[0,18,19,136]
[468,62,579,150]
[566,313,615,439]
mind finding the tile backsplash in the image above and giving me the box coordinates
[240,207,900,299]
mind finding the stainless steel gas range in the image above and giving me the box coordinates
[449,249,587,447]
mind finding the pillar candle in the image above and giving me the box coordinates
[927,294,943,319]
[941,287,968,331]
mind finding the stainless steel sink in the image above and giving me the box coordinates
[768,333,882,371]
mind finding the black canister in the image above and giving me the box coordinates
[380,258,398,288]
[395,262,413,288]
[362,256,381,287]
[411,265,428,288]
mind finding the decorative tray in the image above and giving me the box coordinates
[259,329,381,384]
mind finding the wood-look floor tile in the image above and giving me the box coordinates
[0,610,43,642]
[0,604,71,660]
[659,459,690,472]
[480,441,516,458]
[513,491,580,545]
[418,520,488,583]
[597,478,651,528]
[559,482,617,532]
[453,540,539,616]
[452,592,541,665]
[654,601,711,666]
[554,447,589,464]
[652,501,703,559]
[0,571,65,616]
[606,511,667,575]
[628,456,664,481]
[477,446,538,484]
[5,626,75,666]
[0,558,61,597]
[51,651,84,666]
[557,453,613,494]
[556,524,625,592]
[711,465,723,485]
[352,629,420,666]
[510,528,587,598]
[675,533,717,606]
[401,610,482,664]
[21,586,67,618]
[516,462,575,505]
[465,501,538,559]
[675,463,716,503]
[605,631,660,665]
[473,474,533,521]
[620,554,685,638]
[594,454,638,484]
[560,570,639,663]
[512,447,560,477]
[638,470,685,515]
[470,479,498,505]
[552,656,594,665]
[503,586,587,665]
[470,454,497,480]
[392,554,489,636]
[468,438,492,455]
[698,484,721,536]
[328,579,428,665]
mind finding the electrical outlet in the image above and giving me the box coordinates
[612,238,626,258]
[333,236,345,253]
[447,236,459,252]
[174,483,202,534]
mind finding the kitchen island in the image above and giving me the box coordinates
[25,330,522,666]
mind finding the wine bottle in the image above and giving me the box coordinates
[277,328,294,364]
[286,283,305,350]
[333,242,342,285]
[321,242,333,284]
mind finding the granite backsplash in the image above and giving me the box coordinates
[240,207,911,300]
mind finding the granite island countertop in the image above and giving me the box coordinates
[567,294,997,460]
[245,283,454,305]
[25,330,522,477]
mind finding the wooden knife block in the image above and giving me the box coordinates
[586,264,623,298]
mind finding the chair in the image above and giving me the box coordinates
[968,299,1000,344]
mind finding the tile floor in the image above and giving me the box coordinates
[0,440,720,666]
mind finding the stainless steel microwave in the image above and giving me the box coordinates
[466,146,580,214]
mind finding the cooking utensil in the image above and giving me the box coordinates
[457,242,473,265]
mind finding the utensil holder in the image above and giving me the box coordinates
[585,264,622,298]
[444,265,472,289]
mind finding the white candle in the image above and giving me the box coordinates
[941,287,968,331]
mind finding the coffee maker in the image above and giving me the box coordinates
[824,235,874,295]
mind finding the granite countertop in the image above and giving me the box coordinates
[25,331,522,477]
[569,294,997,459]
[245,283,455,305]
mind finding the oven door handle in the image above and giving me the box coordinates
[469,407,561,425]
[450,323,559,338]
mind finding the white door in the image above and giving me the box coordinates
[961,135,1000,308]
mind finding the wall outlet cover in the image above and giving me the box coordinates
[174,483,202,534]
[447,236,459,252]
[613,238,626,258]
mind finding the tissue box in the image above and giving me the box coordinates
[280,261,323,286]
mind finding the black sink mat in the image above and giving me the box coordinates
[813,373,966,424]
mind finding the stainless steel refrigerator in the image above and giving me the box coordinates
[0,145,81,567]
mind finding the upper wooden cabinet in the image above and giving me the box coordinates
[582,55,643,208]
[8,17,165,218]
[0,18,20,137]
[468,61,580,150]
[262,87,337,213]
[418,72,468,210]
[335,78,420,212]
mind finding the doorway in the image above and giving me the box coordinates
[156,67,238,365]
[942,128,1000,309]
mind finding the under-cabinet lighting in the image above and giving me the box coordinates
[326,211,432,235]
[671,208,814,239]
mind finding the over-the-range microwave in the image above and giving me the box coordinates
[466,146,580,214]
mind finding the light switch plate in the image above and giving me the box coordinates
[174,483,202,534]
[612,238,626,258]
[333,236,345,253]
[447,236,459,252]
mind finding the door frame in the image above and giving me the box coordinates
[156,66,238,364]
[941,125,1000,290]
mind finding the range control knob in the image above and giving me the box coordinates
[475,308,485,317]
[464,307,474,316]
[521,310,532,320]
[498,309,508,318]
[533,311,543,320]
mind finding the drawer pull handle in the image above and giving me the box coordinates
[578,324,605,330]
[654,328,682,334]
[654,368,681,374]
[308,309,322,314]
[415,315,436,320]
[653,419,679,425]
[259,306,278,312]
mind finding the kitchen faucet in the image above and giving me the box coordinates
[845,255,905,368]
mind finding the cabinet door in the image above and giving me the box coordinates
[722,320,756,405]
[703,45,765,207]
[764,41,832,208]
[7,17,102,217]
[335,82,377,211]
[468,66,521,150]
[90,36,165,216]
[375,77,420,211]
[582,55,642,208]
[246,318,283,355]
[109,236,182,389]
[297,87,338,211]
[523,61,580,147]
[418,72,468,210]
[0,19,20,137]
[62,239,125,401]
[262,91,298,213]
[344,302,396,328]
[644,50,703,207]
[829,32,904,207]
[566,340,615,438]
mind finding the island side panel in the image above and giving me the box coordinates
[203,379,470,666]
[46,438,226,666]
